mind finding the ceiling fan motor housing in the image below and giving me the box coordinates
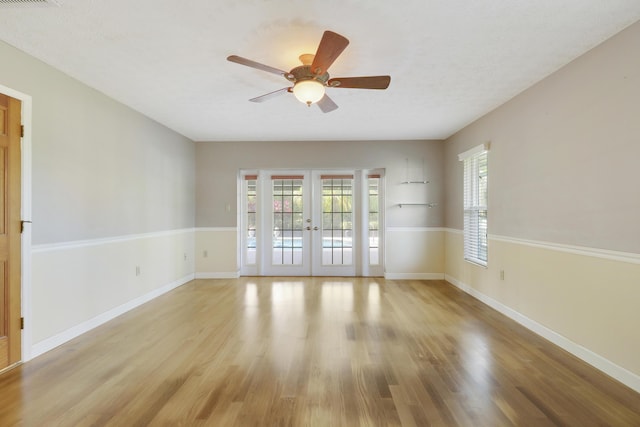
[286,65,330,85]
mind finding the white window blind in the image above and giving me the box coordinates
[459,144,489,266]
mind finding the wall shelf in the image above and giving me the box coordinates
[400,158,434,208]
[398,203,437,208]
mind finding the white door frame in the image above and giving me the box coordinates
[361,169,385,277]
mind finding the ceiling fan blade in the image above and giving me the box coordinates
[227,55,288,76]
[328,76,391,89]
[310,31,349,75]
[249,87,291,103]
[316,94,338,113]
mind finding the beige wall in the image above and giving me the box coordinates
[386,228,445,279]
[195,140,446,277]
[444,21,640,253]
[195,228,238,278]
[445,232,640,389]
[1,40,195,245]
[443,21,640,387]
[195,139,444,228]
[1,39,196,357]
[32,230,194,347]
[195,141,444,279]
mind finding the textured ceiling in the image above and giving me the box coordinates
[1,0,639,142]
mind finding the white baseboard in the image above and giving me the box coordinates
[385,273,445,280]
[195,272,240,279]
[29,274,195,360]
[444,274,640,393]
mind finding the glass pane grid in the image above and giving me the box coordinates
[322,179,353,266]
[273,179,304,266]
[368,177,380,265]
[245,179,257,265]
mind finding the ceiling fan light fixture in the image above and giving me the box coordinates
[293,79,325,106]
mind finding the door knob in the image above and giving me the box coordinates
[313,226,319,231]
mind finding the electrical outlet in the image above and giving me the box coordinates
[500,270,505,280]
[136,266,141,276]
[203,250,208,258]
[183,253,187,261]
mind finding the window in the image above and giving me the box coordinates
[459,144,489,266]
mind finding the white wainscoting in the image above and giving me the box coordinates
[444,229,640,393]
[195,227,239,279]
[29,229,196,359]
[384,227,445,280]
[192,226,446,280]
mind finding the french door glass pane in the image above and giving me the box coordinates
[321,178,353,266]
[368,177,380,265]
[272,178,304,265]
[246,178,257,265]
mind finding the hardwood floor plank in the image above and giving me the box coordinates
[389,385,417,427]
[0,278,639,426]
[196,364,238,420]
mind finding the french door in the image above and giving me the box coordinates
[241,170,383,276]
[264,171,312,276]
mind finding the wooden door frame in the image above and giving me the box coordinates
[0,84,33,364]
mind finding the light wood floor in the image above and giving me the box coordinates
[1,278,639,426]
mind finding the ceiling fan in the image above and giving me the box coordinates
[227,30,391,113]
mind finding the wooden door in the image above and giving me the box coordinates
[0,93,22,370]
